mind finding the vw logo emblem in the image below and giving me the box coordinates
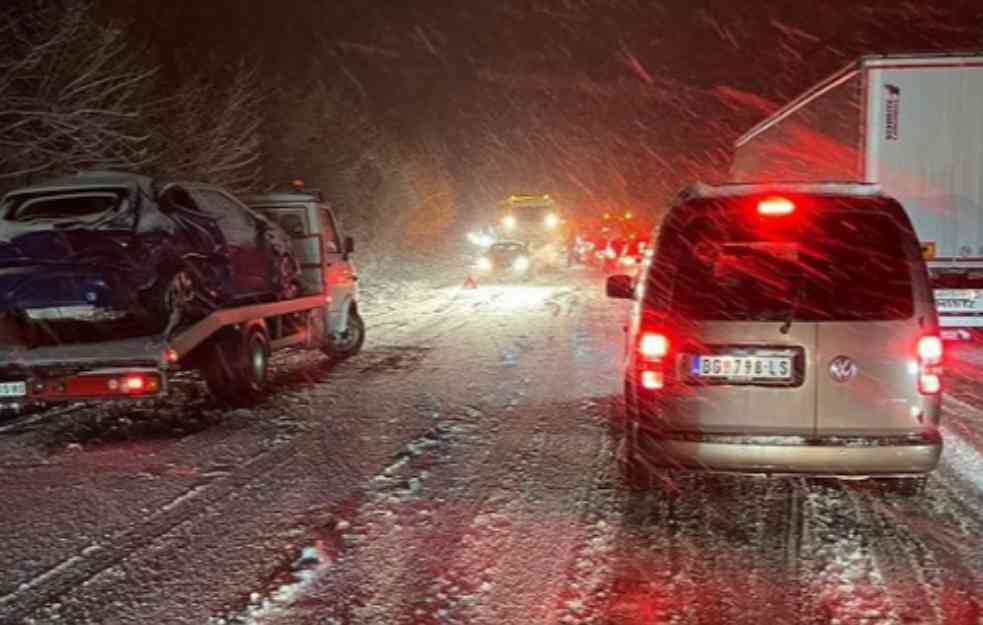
[829,356,857,383]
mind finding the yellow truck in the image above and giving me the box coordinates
[494,194,566,267]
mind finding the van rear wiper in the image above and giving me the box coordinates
[779,286,803,334]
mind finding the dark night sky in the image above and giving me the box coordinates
[95,0,983,213]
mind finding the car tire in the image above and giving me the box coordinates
[203,325,269,405]
[146,266,198,334]
[324,307,365,360]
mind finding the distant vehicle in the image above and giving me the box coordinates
[615,237,650,277]
[608,183,942,494]
[0,185,360,408]
[0,171,301,339]
[601,238,625,273]
[495,194,565,267]
[732,53,983,341]
[475,240,532,280]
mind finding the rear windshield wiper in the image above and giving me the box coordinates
[779,285,804,334]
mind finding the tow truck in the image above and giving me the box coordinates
[0,189,362,408]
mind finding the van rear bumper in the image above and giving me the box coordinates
[636,433,942,476]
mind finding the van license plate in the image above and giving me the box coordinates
[691,356,792,381]
[0,382,27,397]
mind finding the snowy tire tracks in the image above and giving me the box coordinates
[0,439,296,623]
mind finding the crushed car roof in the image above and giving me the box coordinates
[3,171,157,199]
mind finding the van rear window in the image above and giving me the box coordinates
[665,208,915,321]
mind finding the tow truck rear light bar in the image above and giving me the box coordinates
[30,369,163,400]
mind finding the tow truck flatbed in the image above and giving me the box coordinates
[0,294,331,405]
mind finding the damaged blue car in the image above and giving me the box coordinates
[0,171,301,342]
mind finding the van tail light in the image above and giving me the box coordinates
[640,370,664,390]
[637,331,670,391]
[917,335,943,395]
[639,333,669,360]
[917,336,942,365]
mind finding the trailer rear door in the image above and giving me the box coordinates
[866,62,983,262]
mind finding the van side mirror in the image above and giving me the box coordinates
[344,236,355,256]
[606,274,634,299]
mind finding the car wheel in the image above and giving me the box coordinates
[203,325,269,405]
[324,307,365,359]
[146,267,198,333]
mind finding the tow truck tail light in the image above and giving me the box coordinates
[39,371,163,400]
[757,196,795,216]
[917,335,943,395]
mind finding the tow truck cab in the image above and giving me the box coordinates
[242,190,358,340]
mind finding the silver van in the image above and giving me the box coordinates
[607,183,942,492]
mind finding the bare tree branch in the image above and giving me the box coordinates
[0,2,156,191]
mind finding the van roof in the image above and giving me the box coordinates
[3,171,155,199]
[682,182,884,200]
[241,192,326,205]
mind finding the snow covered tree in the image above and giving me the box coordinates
[0,1,155,190]
[152,62,265,193]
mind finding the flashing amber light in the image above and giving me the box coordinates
[757,196,796,216]
[625,211,633,219]
[165,348,180,364]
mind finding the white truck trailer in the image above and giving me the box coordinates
[731,53,983,340]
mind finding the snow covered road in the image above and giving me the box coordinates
[1,268,982,624]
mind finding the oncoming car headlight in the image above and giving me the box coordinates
[544,213,559,229]
[477,257,493,272]
[503,215,517,230]
[513,256,530,272]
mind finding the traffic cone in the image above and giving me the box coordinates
[463,274,478,289]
